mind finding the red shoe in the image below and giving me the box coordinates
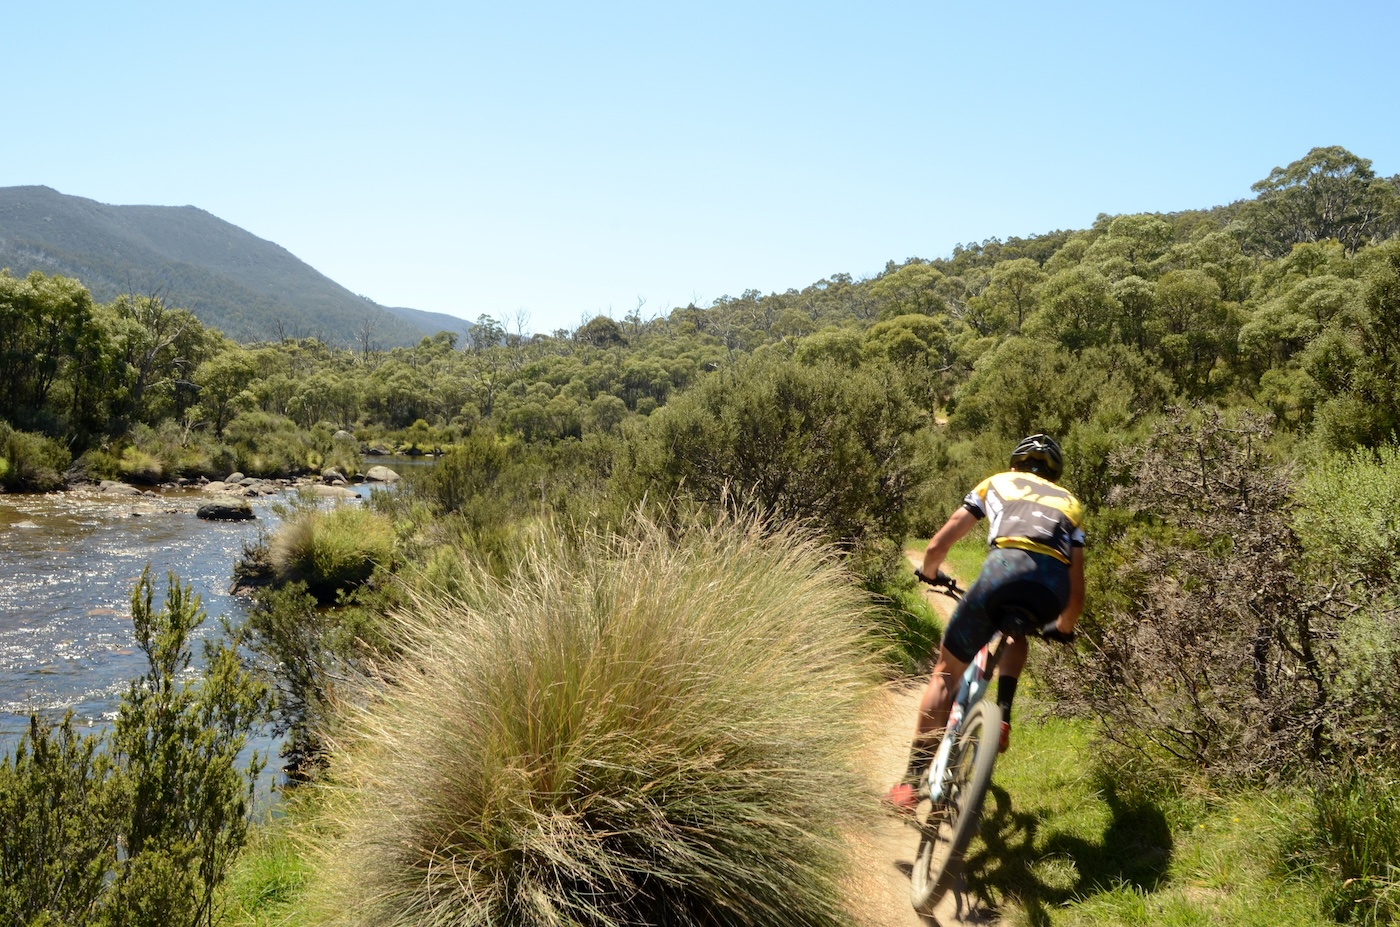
[884,782,918,815]
[999,721,1011,753]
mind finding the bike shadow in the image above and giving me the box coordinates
[962,779,1173,925]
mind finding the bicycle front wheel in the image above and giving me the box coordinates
[909,700,1003,915]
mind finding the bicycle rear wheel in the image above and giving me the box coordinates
[909,700,1002,915]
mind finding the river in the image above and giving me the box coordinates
[0,463,426,768]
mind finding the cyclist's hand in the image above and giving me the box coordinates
[914,568,956,589]
[1038,620,1077,645]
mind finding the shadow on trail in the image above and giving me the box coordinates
[961,780,1173,926]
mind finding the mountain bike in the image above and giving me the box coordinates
[906,569,1074,915]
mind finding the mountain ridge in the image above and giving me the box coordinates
[0,185,470,347]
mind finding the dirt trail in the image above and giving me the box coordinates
[842,563,996,927]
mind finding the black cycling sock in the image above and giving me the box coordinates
[902,734,938,784]
[997,675,1019,723]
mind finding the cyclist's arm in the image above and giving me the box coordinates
[921,507,979,579]
[1056,545,1086,634]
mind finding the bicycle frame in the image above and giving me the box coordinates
[924,632,1007,804]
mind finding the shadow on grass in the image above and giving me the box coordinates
[962,780,1173,926]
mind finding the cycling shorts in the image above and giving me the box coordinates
[940,547,1072,664]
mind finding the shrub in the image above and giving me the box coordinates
[617,353,922,582]
[269,503,396,602]
[244,583,332,778]
[106,569,269,925]
[0,714,120,926]
[412,431,510,518]
[0,422,70,491]
[1294,443,1400,585]
[117,444,165,484]
[0,569,266,925]
[303,514,883,927]
[243,581,386,781]
[119,421,236,482]
[224,411,316,478]
[1053,408,1392,783]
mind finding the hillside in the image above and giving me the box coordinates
[0,185,470,347]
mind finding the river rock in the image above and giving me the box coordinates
[225,471,246,485]
[97,480,143,496]
[196,499,255,521]
[321,467,347,484]
[364,465,401,483]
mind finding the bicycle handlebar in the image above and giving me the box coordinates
[913,567,961,593]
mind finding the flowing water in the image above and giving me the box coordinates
[0,486,273,743]
[0,466,423,763]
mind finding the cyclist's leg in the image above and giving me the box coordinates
[995,637,1028,751]
[916,644,970,740]
[888,643,971,809]
[895,597,991,789]
[996,637,1028,717]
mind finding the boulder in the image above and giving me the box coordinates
[196,499,255,521]
[365,465,401,483]
[321,467,347,484]
[225,471,246,485]
[97,480,143,496]
[333,429,354,441]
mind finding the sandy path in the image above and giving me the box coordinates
[842,564,996,927]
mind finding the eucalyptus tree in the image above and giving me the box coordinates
[102,294,214,428]
[1246,146,1400,257]
[0,270,100,433]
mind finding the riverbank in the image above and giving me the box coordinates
[0,465,408,750]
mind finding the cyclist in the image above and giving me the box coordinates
[886,433,1085,813]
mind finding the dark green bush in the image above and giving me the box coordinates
[223,411,317,478]
[1294,443,1400,585]
[0,422,71,491]
[0,569,266,926]
[0,715,120,926]
[617,353,921,581]
[244,583,341,781]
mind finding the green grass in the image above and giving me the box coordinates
[942,533,989,585]
[222,806,313,926]
[905,532,987,587]
[958,682,1331,927]
[1290,765,1400,926]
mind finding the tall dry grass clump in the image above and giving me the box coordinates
[305,514,883,927]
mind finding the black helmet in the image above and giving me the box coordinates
[1009,433,1064,482]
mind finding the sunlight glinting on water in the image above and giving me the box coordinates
[0,487,273,742]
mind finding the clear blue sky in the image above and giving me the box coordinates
[6,1,1396,335]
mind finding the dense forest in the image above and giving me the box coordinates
[6,145,1400,926]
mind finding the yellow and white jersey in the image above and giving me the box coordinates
[963,470,1085,565]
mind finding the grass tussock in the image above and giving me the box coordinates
[303,513,884,927]
[1290,766,1400,926]
[269,503,396,601]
